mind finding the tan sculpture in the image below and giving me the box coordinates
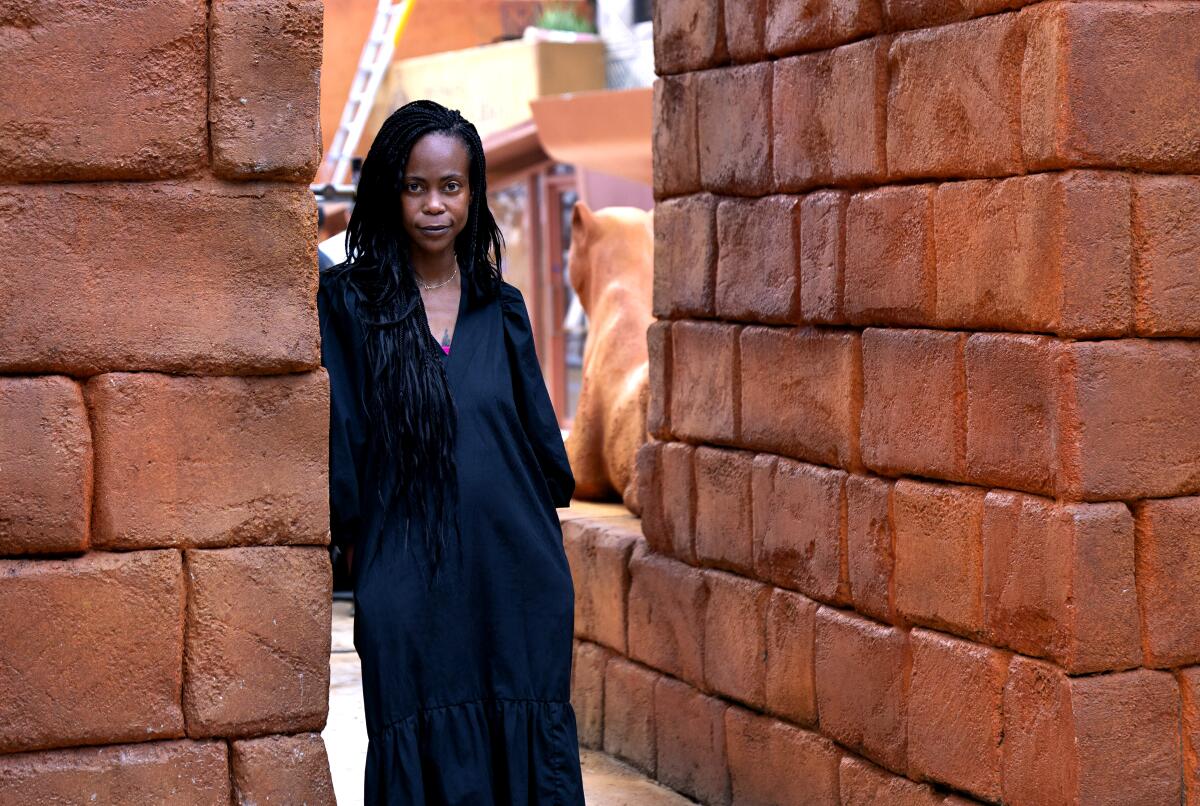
[565,202,654,513]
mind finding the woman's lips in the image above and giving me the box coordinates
[419,224,450,234]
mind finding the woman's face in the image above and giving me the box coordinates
[400,132,472,258]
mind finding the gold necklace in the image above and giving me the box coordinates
[417,264,459,291]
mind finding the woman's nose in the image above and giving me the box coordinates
[424,192,446,213]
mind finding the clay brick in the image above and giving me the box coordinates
[984,493,1139,674]
[754,459,848,604]
[935,172,1133,338]
[894,480,985,637]
[1134,176,1200,336]
[1022,3,1200,173]
[1181,668,1200,806]
[800,190,849,325]
[0,181,320,375]
[1135,497,1200,668]
[861,329,965,481]
[766,0,881,56]
[572,641,610,748]
[0,377,90,555]
[647,323,672,441]
[846,475,894,623]
[654,677,730,805]
[1003,658,1182,806]
[698,64,773,196]
[627,552,709,688]
[0,1,206,181]
[603,658,658,775]
[740,326,860,467]
[654,0,728,74]
[703,571,771,708]
[184,546,331,737]
[563,519,638,652]
[1062,340,1200,501]
[670,321,739,445]
[965,334,1061,495]
[231,733,334,806]
[694,447,756,573]
[724,0,767,63]
[815,607,909,773]
[716,196,802,323]
[88,372,328,550]
[0,551,184,752]
[883,0,1030,29]
[654,194,717,319]
[725,707,840,806]
[661,441,698,563]
[839,756,947,806]
[0,740,229,803]
[210,0,321,180]
[888,14,1025,179]
[845,185,936,326]
[636,442,666,553]
[764,588,819,726]
[907,630,1007,800]
[653,75,701,197]
[773,39,887,191]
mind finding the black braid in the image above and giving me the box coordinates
[339,100,504,582]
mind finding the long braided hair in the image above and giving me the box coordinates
[342,100,503,578]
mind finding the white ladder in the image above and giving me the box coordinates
[320,0,416,185]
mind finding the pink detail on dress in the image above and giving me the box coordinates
[441,344,451,355]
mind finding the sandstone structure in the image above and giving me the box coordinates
[0,1,333,802]
[566,1,1200,804]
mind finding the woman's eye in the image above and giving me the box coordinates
[446,181,461,192]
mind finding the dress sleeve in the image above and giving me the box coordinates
[318,275,367,561]
[501,284,576,508]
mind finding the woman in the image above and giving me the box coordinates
[318,100,584,804]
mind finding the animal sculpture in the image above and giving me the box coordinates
[564,202,654,513]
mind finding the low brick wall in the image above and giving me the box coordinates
[0,1,332,802]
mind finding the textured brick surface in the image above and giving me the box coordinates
[767,0,881,56]
[888,14,1025,178]
[839,755,947,806]
[670,321,739,445]
[0,740,229,804]
[716,196,802,323]
[764,588,819,726]
[1134,175,1200,336]
[894,480,986,637]
[774,39,887,191]
[861,329,965,481]
[0,551,184,753]
[1003,659,1182,806]
[628,552,709,688]
[1182,667,1200,806]
[698,64,773,196]
[661,442,697,563]
[703,571,771,708]
[1023,3,1200,172]
[800,190,849,324]
[210,0,322,180]
[184,546,331,738]
[88,372,328,550]
[564,519,638,653]
[846,475,894,623]
[0,181,320,375]
[846,185,937,326]
[647,322,673,440]
[0,376,91,555]
[0,0,206,181]
[725,0,768,63]
[572,641,609,748]
[907,630,1007,800]
[725,707,840,806]
[654,677,730,805]
[654,194,717,318]
[693,448,756,573]
[740,327,860,467]
[230,733,334,806]
[754,458,848,604]
[934,172,1133,337]
[603,658,658,774]
[654,0,728,74]
[814,607,909,774]
[1135,497,1200,668]
[653,75,702,197]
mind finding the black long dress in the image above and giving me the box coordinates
[318,267,585,805]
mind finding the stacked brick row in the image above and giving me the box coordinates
[0,2,334,802]
[567,0,1200,804]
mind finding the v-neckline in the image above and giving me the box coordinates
[436,279,469,377]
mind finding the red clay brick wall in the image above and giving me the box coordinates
[0,2,333,802]
[568,1,1200,804]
